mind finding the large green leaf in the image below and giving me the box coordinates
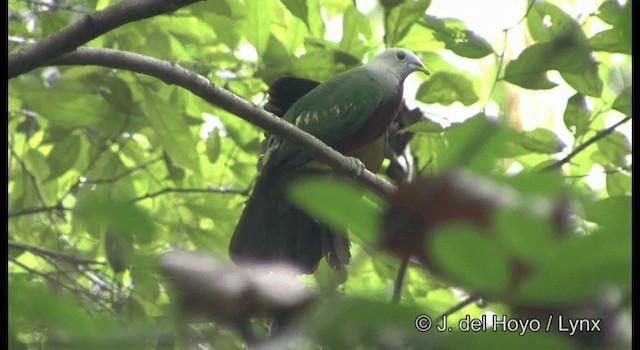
[288,178,383,245]
[611,86,631,116]
[44,132,82,182]
[420,15,493,58]
[527,1,580,43]
[563,94,591,137]
[429,224,510,297]
[416,71,478,106]
[280,0,309,29]
[339,6,371,58]
[384,0,431,47]
[142,89,201,174]
[244,0,274,57]
[595,131,631,167]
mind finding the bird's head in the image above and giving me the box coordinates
[368,48,430,81]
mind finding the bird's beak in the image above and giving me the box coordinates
[414,62,430,76]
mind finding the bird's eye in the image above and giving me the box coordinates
[396,51,406,60]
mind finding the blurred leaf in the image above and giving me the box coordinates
[206,129,222,164]
[503,43,558,89]
[515,128,566,154]
[563,94,591,137]
[142,89,201,174]
[589,28,631,54]
[560,60,603,97]
[583,196,631,234]
[399,119,444,133]
[305,297,429,349]
[339,6,371,58]
[416,71,478,106]
[596,131,630,167]
[527,1,580,43]
[420,15,493,58]
[288,178,383,245]
[105,229,134,273]
[518,231,630,306]
[429,224,510,296]
[244,0,274,57]
[597,0,623,25]
[606,172,631,197]
[44,132,81,182]
[611,87,631,116]
[384,0,431,47]
[280,0,309,29]
[494,210,554,265]
[73,190,155,242]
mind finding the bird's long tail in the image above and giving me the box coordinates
[229,168,350,273]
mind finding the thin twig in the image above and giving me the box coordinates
[130,186,249,202]
[8,240,105,265]
[543,116,631,171]
[8,205,71,218]
[392,254,410,303]
[437,295,482,322]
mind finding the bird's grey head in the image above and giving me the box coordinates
[367,48,430,81]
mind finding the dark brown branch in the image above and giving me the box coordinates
[543,116,631,172]
[437,295,482,322]
[130,186,249,202]
[8,240,105,265]
[8,205,71,218]
[46,48,397,198]
[8,0,201,78]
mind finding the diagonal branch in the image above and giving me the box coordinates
[543,115,632,172]
[45,48,396,197]
[8,0,201,78]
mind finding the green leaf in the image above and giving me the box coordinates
[596,131,630,167]
[518,232,630,305]
[399,119,444,133]
[611,86,631,116]
[305,0,325,39]
[606,172,631,197]
[206,129,222,164]
[560,60,603,97]
[244,0,273,57]
[597,0,624,25]
[44,132,81,182]
[142,89,201,174]
[339,6,371,58]
[420,15,493,58]
[563,93,591,137]
[589,28,631,54]
[416,71,478,106]
[527,1,580,43]
[104,229,134,273]
[429,224,510,296]
[288,178,383,245]
[583,196,631,234]
[515,128,566,154]
[384,0,431,47]
[73,190,156,242]
[503,43,558,90]
[280,0,309,29]
[494,210,554,265]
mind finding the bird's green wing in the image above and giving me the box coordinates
[267,68,387,173]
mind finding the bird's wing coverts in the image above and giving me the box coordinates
[268,68,385,173]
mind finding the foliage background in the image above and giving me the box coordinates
[8,0,631,349]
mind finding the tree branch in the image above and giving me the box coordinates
[45,48,396,198]
[9,240,105,265]
[130,186,249,202]
[543,116,632,172]
[7,0,201,78]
